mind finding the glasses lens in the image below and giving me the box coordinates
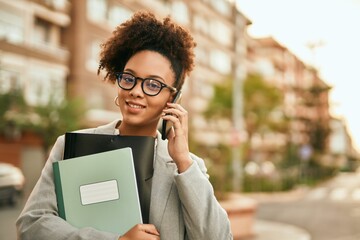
[143,79,162,96]
[119,73,135,89]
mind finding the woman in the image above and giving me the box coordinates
[17,11,232,240]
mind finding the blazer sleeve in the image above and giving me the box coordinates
[174,153,233,240]
[16,135,120,240]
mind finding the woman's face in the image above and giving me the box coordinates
[117,50,175,135]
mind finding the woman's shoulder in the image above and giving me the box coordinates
[71,119,121,135]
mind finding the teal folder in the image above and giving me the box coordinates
[63,132,155,224]
[53,148,142,235]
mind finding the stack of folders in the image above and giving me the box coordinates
[53,132,155,235]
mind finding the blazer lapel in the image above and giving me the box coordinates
[149,136,177,229]
[93,120,120,135]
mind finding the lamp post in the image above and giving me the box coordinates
[231,11,247,192]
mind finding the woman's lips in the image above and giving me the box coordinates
[126,101,145,111]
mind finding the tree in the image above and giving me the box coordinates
[205,74,286,160]
[204,74,287,192]
[204,79,232,119]
[0,90,85,153]
[243,74,284,143]
[0,89,30,139]
[32,97,85,152]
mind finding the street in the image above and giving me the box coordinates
[2,172,360,240]
[256,172,360,240]
[0,197,25,240]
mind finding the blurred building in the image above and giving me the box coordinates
[0,0,251,164]
[0,0,70,106]
[0,0,72,193]
[2,0,357,172]
[246,36,332,162]
[327,117,360,169]
[62,0,251,141]
[0,0,70,167]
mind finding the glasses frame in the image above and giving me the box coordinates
[116,72,177,96]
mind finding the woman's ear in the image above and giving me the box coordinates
[168,94,175,103]
[168,91,182,104]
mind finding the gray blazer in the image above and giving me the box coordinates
[16,120,232,240]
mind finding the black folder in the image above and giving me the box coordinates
[63,132,155,224]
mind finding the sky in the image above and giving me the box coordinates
[236,0,360,152]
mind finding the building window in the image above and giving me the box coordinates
[284,71,295,86]
[171,1,189,24]
[210,20,232,46]
[209,0,231,16]
[87,0,133,29]
[193,15,209,35]
[45,0,68,10]
[33,18,52,44]
[194,47,208,66]
[255,59,275,78]
[87,0,107,23]
[0,69,21,93]
[27,70,51,106]
[210,49,231,74]
[198,79,214,99]
[0,9,24,44]
[86,39,102,72]
[108,6,132,28]
[25,68,65,106]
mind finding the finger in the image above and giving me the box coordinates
[141,224,160,236]
[166,103,187,114]
[167,127,175,139]
[162,114,182,129]
[167,102,185,109]
[163,108,187,122]
[162,116,188,142]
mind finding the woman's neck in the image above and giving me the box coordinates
[118,122,158,137]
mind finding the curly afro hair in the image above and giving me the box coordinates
[97,10,196,91]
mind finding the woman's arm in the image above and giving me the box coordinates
[16,135,120,240]
[175,154,233,240]
[164,103,232,239]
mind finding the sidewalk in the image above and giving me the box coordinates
[222,188,311,240]
[251,219,311,240]
[245,187,311,240]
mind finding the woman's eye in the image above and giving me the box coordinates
[124,77,135,83]
[147,81,161,90]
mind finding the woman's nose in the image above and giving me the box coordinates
[129,80,144,97]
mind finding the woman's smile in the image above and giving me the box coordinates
[126,100,146,109]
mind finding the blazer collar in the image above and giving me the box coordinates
[149,134,177,228]
[93,119,120,135]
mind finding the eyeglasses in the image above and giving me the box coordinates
[116,72,177,96]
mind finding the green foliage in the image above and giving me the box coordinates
[199,144,233,198]
[204,73,286,136]
[199,73,334,193]
[0,89,29,131]
[31,97,85,151]
[309,121,331,152]
[243,74,284,136]
[243,175,283,192]
[301,158,338,185]
[203,79,232,119]
[0,90,85,151]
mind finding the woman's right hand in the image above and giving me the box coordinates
[119,224,160,240]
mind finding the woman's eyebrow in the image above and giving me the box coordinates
[123,68,166,82]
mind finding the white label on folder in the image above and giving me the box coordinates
[80,180,119,205]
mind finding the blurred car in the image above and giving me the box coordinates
[0,162,25,206]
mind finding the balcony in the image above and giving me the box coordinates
[0,39,69,65]
[32,0,71,15]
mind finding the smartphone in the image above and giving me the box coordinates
[161,91,182,140]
